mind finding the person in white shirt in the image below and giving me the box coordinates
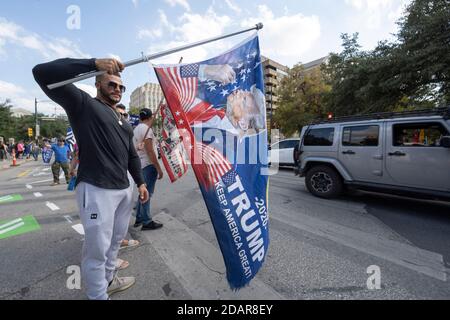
[133,108,164,230]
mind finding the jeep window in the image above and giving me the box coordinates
[393,123,449,147]
[342,125,379,147]
[279,140,299,149]
[304,128,334,146]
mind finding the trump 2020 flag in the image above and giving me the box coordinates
[154,33,269,289]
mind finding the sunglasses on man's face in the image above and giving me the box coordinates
[107,81,126,93]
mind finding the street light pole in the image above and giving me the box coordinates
[34,98,38,140]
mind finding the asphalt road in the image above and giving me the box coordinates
[0,160,449,300]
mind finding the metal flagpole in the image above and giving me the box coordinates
[47,23,263,90]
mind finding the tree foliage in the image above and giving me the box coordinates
[274,65,331,136]
[322,0,450,116]
[0,99,68,142]
[275,0,450,133]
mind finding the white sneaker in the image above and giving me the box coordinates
[107,275,136,296]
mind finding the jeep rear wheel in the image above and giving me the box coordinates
[305,166,343,199]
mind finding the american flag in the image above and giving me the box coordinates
[158,66,198,114]
[156,64,232,188]
[196,142,232,185]
[157,65,225,125]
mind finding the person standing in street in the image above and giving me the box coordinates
[33,57,149,300]
[0,141,7,161]
[133,108,164,231]
[46,137,71,185]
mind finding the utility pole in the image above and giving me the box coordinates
[34,98,38,140]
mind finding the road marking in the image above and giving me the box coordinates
[64,215,73,223]
[42,167,51,171]
[0,221,25,235]
[0,215,40,239]
[32,172,50,177]
[0,194,23,204]
[72,224,84,235]
[18,170,31,178]
[26,184,33,189]
[0,218,23,230]
[29,179,53,185]
[46,202,60,211]
[34,192,43,198]
[143,212,284,299]
[273,211,448,282]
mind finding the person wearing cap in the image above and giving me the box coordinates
[133,108,164,231]
[45,137,71,185]
[33,57,149,300]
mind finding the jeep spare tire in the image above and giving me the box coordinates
[305,166,343,199]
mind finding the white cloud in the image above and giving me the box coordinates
[0,80,24,96]
[224,0,242,14]
[164,0,191,12]
[108,53,122,62]
[0,18,89,60]
[144,7,232,64]
[75,83,97,98]
[0,80,94,116]
[0,80,63,116]
[345,0,410,29]
[241,5,321,66]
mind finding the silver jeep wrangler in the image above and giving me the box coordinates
[294,107,450,201]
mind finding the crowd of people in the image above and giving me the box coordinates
[0,140,42,162]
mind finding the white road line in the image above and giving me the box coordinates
[33,172,50,177]
[29,179,53,185]
[0,218,23,230]
[0,222,25,235]
[26,184,33,189]
[72,224,84,235]
[46,202,60,211]
[143,212,284,300]
[0,195,13,202]
[33,192,43,198]
[64,215,73,223]
[273,211,448,282]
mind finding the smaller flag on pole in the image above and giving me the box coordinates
[66,127,76,152]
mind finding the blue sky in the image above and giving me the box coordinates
[0,0,411,116]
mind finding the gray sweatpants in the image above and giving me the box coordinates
[76,180,134,300]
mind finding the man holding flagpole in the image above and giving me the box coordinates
[33,57,149,300]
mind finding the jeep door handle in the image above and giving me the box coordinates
[388,151,406,156]
[342,150,355,155]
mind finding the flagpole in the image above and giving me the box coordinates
[47,23,263,90]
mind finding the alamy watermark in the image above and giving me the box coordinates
[66,5,81,30]
[366,265,381,290]
[66,265,81,290]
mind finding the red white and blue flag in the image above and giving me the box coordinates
[154,34,269,289]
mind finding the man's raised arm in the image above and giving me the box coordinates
[32,58,97,114]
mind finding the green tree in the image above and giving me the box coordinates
[0,99,13,140]
[274,64,331,136]
[396,0,450,104]
[39,119,68,139]
[322,0,450,116]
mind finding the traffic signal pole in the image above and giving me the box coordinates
[34,98,38,140]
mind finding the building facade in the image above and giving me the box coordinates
[302,56,329,73]
[261,56,289,130]
[129,83,165,114]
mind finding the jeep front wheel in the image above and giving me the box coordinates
[305,166,343,199]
